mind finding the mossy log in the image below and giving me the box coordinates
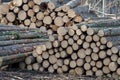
[0,32,48,41]
[0,52,31,66]
[0,25,38,31]
[0,42,47,56]
[0,38,48,46]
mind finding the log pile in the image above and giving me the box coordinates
[0,25,48,67]
[0,0,83,34]
[20,24,120,79]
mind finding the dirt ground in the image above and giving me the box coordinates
[0,69,115,80]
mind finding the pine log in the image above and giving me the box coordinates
[42,60,49,68]
[13,0,23,7]
[0,42,45,56]
[0,52,31,66]
[66,0,81,8]
[76,59,84,67]
[109,62,118,72]
[0,4,9,14]
[6,12,15,22]
[48,65,54,73]
[76,19,120,28]
[22,4,29,11]
[28,1,35,8]
[32,63,39,71]
[18,10,27,20]
[25,56,35,65]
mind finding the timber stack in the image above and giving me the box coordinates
[20,24,120,79]
[0,25,48,67]
[0,0,83,34]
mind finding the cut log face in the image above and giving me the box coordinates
[54,17,64,26]
[43,16,52,25]
[13,0,23,7]
[36,12,44,20]
[6,12,15,22]
[18,10,27,20]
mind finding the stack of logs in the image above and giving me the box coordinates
[0,25,48,67]
[20,24,120,79]
[0,0,82,34]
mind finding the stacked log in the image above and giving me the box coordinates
[0,0,83,34]
[20,24,120,79]
[0,25,48,67]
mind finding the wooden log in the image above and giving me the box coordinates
[62,65,68,72]
[117,58,120,65]
[86,70,93,76]
[85,48,92,55]
[33,0,42,5]
[77,19,120,28]
[27,65,32,70]
[56,59,63,67]
[66,46,73,55]
[106,49,112,56]
[80,34,86,40]
[84,63,91,70]
[0,52,31,66]
[93,47,100,53]
[57,27,67,36]
[48,49,54,55]
[55,52,60,58]
[24,19,31,26]
[42,52,49,59]
[74,15,83,23]
[48,2,55,10]
[95,70,103,76]
[71,53,77,60]
[111,54,118,62]
[68,38,74,45]
[39,67,44,72]
[93,34,99,42]
[63,16,69,23]
[36,55,43,63]
[76,29,82,36]
[13,0,23,7]
[32,50,38,57]
[53,63,58,70]
[91,53,99,61]
[42,60,49,68]
[85,35,92,42]
[75,67,83,75]
[13,7,20,13]
[111,47,119,54]
[0,39,48,46]
[64,59,70,66]
[96,61,103,69]
[69,60,76,68]
[83,42,90,49]
[18,10,27,20]
[67,9,76,18]
[85,56,91,63]
[57,67,63,74]
[61,40,68,49]
[77,49,86,59]
[92,67,98,72]
[66,0,81,8]
[28,1,35,8]
[77,39,83,45]
[54,17,64,26]
[27,9,35,17]
[49,55,57,64]
[60,51,67,58]
[117,68,120,76]
[109,62,118,72]
[45,42,52,49]
[0,42,44,56]
[32,63,39,71]
[64,35,69,40]
[102,66,110,74]
[22,4,29,11]
[0,4,9,14]
[90,61,96,67]
[103,57,111,66]
[36,12,44,20]
[48,65,54,73]
[98,51,106,59]
[76,59,84,67]
[43,16,52,25]
[25,56,35,65]
[33,5,40,13]
[6,12,15,22]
